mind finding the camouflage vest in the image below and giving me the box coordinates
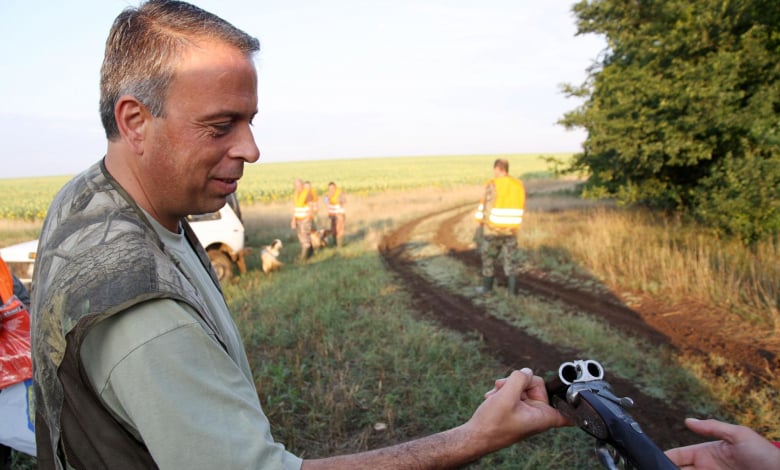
[32,160,224,470]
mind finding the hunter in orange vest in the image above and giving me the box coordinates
[475,159,526,295]
[326,182,346,247]
[291,178,315,260]
[304,180,319,227]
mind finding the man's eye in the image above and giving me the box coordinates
[211,123,232,134]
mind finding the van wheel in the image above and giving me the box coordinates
[207,249,233,282]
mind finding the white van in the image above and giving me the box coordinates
[0,194,246,288]
[186,193,247,282]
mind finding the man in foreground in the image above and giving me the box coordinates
[31,1,568,468]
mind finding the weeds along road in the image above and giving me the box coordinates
[377,183,777,449]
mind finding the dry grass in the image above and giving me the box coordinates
[520,206,779,335]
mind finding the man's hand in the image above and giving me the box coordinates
[302,368,569,469]
[464,368,570,453]
[665,418,780,470]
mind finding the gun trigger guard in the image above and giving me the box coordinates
[595,441,622,470]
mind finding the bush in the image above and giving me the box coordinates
[693,151,780,244]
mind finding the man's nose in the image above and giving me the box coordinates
[234,125,260,163]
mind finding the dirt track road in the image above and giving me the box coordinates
[378,189,779,450]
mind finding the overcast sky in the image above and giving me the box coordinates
[0,0,605,178]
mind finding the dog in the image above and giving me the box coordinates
[260,239,284,274]
[309,228,331,250]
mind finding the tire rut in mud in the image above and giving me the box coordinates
[436,207,673,346]
[379,208,702,449]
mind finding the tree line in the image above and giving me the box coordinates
[560,0,779,244]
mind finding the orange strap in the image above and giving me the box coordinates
[0,257,13,303]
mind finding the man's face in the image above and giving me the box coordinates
[141,40,259,221]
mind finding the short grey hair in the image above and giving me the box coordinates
[99,0,260,139]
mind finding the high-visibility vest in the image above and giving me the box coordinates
[294,188,312,220]
[486,176,525,229]
[328,188,345,215]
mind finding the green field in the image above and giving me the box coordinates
[0,175,72,220]
[0,153,568,221]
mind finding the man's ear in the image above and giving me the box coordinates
[114,95,151,154]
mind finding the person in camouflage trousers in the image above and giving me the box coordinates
[474,158,526,295]
[479,232,520,289]
[291,178,315,260]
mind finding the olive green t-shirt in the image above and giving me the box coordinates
[80,215,302,469]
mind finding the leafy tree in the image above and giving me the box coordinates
[560,0,780,243]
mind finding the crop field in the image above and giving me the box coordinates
[238,153,568,204]
[0,153,567,221]
[0,175,72,220]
